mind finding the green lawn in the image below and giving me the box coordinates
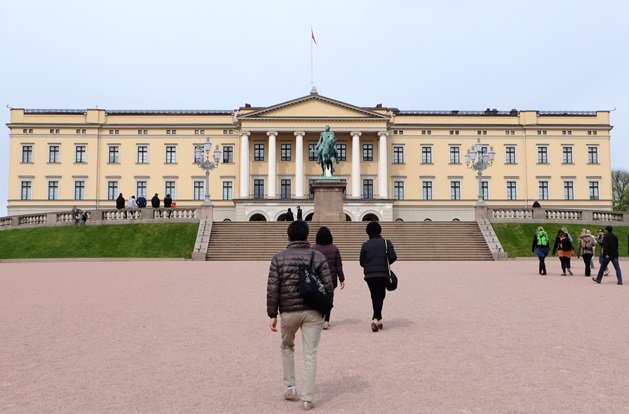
[0,223,198,259]
[492,223,629,258]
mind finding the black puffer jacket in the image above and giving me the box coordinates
[360,235,397,279]
[267,241,333,318]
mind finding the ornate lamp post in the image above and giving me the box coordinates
[194,137,222,204]
[465,137,495,203]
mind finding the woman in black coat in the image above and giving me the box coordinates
[313,226,345,330]
[360,221,396,333]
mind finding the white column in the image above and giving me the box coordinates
[294,131,305,198]
[239,131,250,198]
[351,131,362,198]
[378,131,389,198]
[267,131,277,199]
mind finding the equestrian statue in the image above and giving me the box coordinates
[315,125,338,177]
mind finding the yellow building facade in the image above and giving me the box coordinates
[6,92,613,221]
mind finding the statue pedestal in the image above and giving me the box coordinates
[310,179,347,222]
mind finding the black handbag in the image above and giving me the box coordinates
[298,250,333,315]
[384,239,398,291]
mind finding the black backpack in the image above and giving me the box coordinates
[298,251,333,316]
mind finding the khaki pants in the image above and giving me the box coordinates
[280,309,324,403]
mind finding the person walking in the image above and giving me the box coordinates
[532,226,549,275]
[592,226,623,285]
[79,211,88,226]
[312,226,345,330]
[151,193,160,208]
[267,220,334,411]
[577,228,596,277]
[285,208,294,221]
[555,230,574,276]
[360,221,396,332]
[596,228,609,276]
[71,205,80,226]
[296,206,303,221]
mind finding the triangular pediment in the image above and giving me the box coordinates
[238,94,390,120]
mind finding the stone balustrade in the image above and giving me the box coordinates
[0,207,200,230]
[479,206,629,224]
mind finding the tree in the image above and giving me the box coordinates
[611,169,629,211]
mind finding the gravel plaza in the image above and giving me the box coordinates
[1,259,627,413]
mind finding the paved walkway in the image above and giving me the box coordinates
[1,260,627,413]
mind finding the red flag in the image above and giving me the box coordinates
[311,29,317,45]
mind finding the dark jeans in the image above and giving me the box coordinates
[599,253,608,272]
[582,254,593,276]
[559,256,571,273]
[366,277,387,320]
[536,246,549,274]
[595,257,623,283]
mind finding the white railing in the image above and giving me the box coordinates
[545,209,582,220]
[592,211,624,222]
[485,207,628,224]
[491,209,532,220]
[0,207,200,230]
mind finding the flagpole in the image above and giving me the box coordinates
[310,27,314,86]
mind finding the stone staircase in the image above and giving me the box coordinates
[205,221,494,261]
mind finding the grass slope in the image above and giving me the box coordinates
[0,223,198,259]
[492,223,629,258]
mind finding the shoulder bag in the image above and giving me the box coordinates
[384,239,398,291]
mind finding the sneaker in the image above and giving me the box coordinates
[371,321,378,332]
[323,322,330,330]
[284,386,297,400]
[604,270,610,276]
[567,269,573,276]
[561,273,567,276]
[303,401,314,411]
[592,277,601,284]
[618,282,623,286]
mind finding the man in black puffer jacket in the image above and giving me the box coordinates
[267,220,333,411]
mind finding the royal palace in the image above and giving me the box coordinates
[6,91,613,221]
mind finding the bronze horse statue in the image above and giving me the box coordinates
[315,125,338,176]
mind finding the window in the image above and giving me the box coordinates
[193,181,204,201]
[539,181,549,200]
[165,146,177,163]
[138,129,148,135]
[393,181,404,200]
[537,130,547,135]
[588,131,598,136]
[74,181,86,200]
[588,147,599,164]
[136,181,147,198]
[562,131,572,135]
[108,146,120,163]
[107,181,118,201]
[363,144,373,161]
[280,179,291,199]
[476,130,487,135]
[194,129,205,135]
[537,147,548,164]
[222,146,234,163]
[362,179,374,199]
[281,144,291,161]
[506,181,517,200]
[562,146,573,164]
[422,181,433,200]
[253,179,264,199]
[308,144,317,161]
[166,129,177,135]
[75,145,86,163]
[137,146,148,163]
[76,129,86,134]
[254,144,265,161]
[421,130,431,135]
[393,146,404,164]
[336,143,346,161]
[450,181,461,200]
[481,181,489,201]
[20,181,32,200]
[505,146,516,164]
[450,130,460,135]
[449,147,460,164]
[22,145,33,163]
[505,130,515,135]
[48,181,59,200]
[222,181,233,200]
[48,145,60,163]
[421,146,432,164]
[165,181,176,199]
[589,181,600,200]
[564,181,574,200]
[193,145,204,163]
[109,129,119,135]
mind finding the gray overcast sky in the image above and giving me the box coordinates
[1,0,627,216]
